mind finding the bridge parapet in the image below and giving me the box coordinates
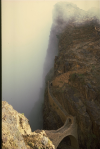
[47,81,79,149]
[48,81,75,122]
[45,118,79,149]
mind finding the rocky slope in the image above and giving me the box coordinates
[43,2,100,149]
[2,101,55,149]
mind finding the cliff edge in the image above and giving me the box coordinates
[43,2,100,149]
[2,101,55,149]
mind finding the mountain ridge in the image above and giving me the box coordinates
[43,2,100,149]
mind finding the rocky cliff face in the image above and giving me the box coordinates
[2,101,55,149]
[43,2,100,149]
[2,2,100,149]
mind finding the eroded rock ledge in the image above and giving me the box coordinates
[2,101,55,149]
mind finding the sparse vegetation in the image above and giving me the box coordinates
[77,73,84,77]
[56,34,60,39]
[28,142,34,148]
[87,133,96,149]
[92,65,95,70]
[45,67,54,83]
[53,103,55,106]
[70,73,76,81]
[48,139,52,145]
[59,81,63,83]
[61,89,65,93]
[76,73,86,85]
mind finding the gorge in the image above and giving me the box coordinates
[2,1,100,149]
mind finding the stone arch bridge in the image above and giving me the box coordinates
[45,81,79,149]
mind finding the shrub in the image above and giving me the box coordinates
[77,73,84,77]
[70,73,76,81]
[28,142,34,148]
[87,133,96,149]
[92,65,95,70]
[56,35,59,39]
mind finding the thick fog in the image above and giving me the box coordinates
[2,0,100,131]
[2,1,54,124]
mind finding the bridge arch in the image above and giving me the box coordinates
[57,135,78,149]
[47,81,79,149]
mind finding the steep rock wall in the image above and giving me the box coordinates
[43,16,100,149]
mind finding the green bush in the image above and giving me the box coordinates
[28,142,34,148]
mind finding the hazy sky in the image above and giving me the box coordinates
[2,0,54,116]
[2,0,100,119]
